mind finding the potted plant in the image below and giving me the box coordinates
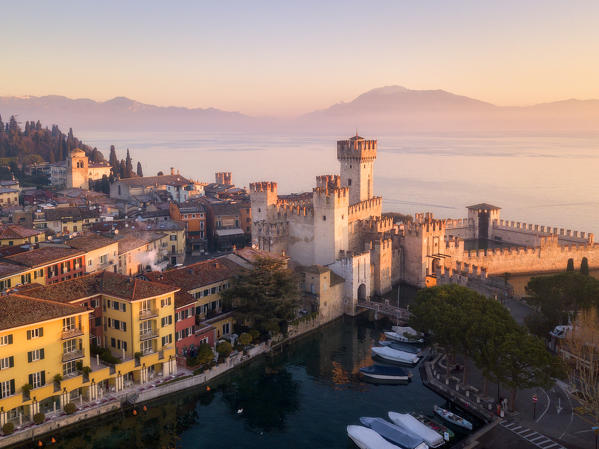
[2,422,14,435]
[21,383,32,400]
[33,412,45,425]
[63,402,76,415]
[82,366,92,381]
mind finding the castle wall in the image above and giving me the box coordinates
[348,197,382,223]
[445,218,475,240]
[370,238,393,295]
[286,214,315,266]
[329,251,371,316]
[492,220,594,246]
[313,187,349,266]
[461,239,599,275]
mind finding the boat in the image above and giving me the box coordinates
[347,425,401,449]
[433,405,473,431]
[384,327,424,344]
[378,340,422,355]
[372,346,421,365]
[359,365,412,384]
[360,417,429,449]
[388,412,444,448]
[410,413,455,442]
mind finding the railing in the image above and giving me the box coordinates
[357,299,411,321]
[139,330,158,341]
[62,328,84,340]
[139,309,158,320]
[62,349,85,362]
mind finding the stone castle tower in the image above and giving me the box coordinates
[337,134,377,204]
[66,148,89,189]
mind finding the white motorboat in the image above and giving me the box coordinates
[359,365,411,384]
[372,346,421,365]
[433,405,473,431]
[360,417,429,449]
[384,327,424,344]
[388,412,444,448]
[347,425,401,449]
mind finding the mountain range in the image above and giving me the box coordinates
[1,86,598,134]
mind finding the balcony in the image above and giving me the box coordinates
[139,330,158,341]
[62,349,85,362]
[62,328,84,340]
[139,309,158,320]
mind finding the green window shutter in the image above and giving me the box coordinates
[41,371,45,385]
[10,379,15,395]
[27,330,31,340]
[27,351,32,363]
[28,373,33,386]
[9,356,14,367]
[8,334,12,344]
[40,348,45,359]
[39,327,43,337]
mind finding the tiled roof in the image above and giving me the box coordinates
[0,261,27,278]
[116,231,165,254]
[175,291,196,309]
[116,175,191,188]
[23,271,178,303]
[0,294,87,331]
[4,247,83,268]
[467,203,501,211]
[145,257,243,292]
[0,225,41,240]
[43,207,100,222]
[67,234,117,252]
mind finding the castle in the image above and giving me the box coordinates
[66,148,112,189]
[250,135,599,315]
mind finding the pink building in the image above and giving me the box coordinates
[174,291,215,362]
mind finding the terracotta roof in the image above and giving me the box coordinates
[175,290,196,309]
[0,294,87,331]
[116,175,191,188]
[23,271,178,303]
[116,231,165,254]
[67,234,117,252]
[0,261,27,278]
[234,247,287,263]
[0,225,40,240]
[145,257,243,292]
[4,247,83,268]
[43,207,100,222]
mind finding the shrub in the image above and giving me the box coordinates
[53,373,63,384]
[82,366,92,376]
[249,329,260,341]
[75,360,83,371]
[238,332,252,347]
[33,412,45,425]
[64,402,77,415]
[134,352,142,360]
[216,341,233,360]
[2,422,14,435]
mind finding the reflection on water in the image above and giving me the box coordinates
[28,316,457,449]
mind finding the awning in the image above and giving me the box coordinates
[215,228,245,237]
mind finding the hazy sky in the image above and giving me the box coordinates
[2,1,598,116]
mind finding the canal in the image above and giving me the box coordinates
[19,316,476,449]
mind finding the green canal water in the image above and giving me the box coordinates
[21,316,477,449]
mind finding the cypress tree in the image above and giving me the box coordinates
[109,145,119,170]
[566,258,574,272]
[125,149,133,176]
[136,161,143,177]
[580,257,589,276]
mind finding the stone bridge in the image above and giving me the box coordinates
[357,299,411,322]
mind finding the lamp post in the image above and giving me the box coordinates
[592,426,598,449]
[532,393,538,419]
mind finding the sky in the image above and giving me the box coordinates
[1,1,598,116]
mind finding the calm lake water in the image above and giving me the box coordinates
[82,131,599,235]
[26,317,478,449]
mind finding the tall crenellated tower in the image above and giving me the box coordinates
[215,172,232,185]
[249,182,278,223]
[312,186,349,265]
[337,134,377,205]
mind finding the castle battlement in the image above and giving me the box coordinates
[316,175,341,190]
[348,196,382,214]
[494,219,594,244]
[445,218,474,228]
[249,181,277,193]
[363,216,394,234]
[312,186,350,209]
[337,136,377,162]
[404,215,446,234]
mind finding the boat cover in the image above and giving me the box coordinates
[347,425,401,449]
[388,412,444,448]
[360,417,428,449]
[360,365,408,376]
[372,346,420,364]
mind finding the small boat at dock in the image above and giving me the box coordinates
[384,327,424,344]
[359,365,412,384]
[347,425,401,449]
[372,346,421,366]
[433,405,473,431]
[360,417,429,449]
[388,412,444,448]
[378,340,422,355]
[410,413,454,442]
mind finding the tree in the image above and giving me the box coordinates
[494,330,564,410]
[238,332,252,347]
[216,341,233,360]
[136,161,143,177]
[221,257,300,336]
[561,308,599,424]
[567,258,575,272]
[109,145,119,170]
[157,170,164,176]
[581,257,590,276]
[125,148,133,176]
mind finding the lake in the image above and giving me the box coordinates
[82,131,599,235]
[24,316,477,449]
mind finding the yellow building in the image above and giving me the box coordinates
[0,271,178,428]
[0,295,91,425]
[0,188,19,207]
[116,231,170,276]
[66,234,119,274]
[0,225,44,247]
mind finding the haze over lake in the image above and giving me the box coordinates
[82,131,599,235]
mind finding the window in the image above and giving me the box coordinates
[0,334,13,346]
[211,287,216,295]
[161,297,171,307]
[94,317,101,327]
[322,215,326,221]
[63,339,77,354]
[161,316,173,327]
[63,317,76,331]
[140,340,153,355]
[29,371,45,388]
[203,289,209,297]
[90,299,97,308]
[113,301,120,311]
[161,334,172,346]
[27,349,44,362]
[0,356,14,370]
[113,320,120,330]
[88,259,93,266]
[222,323,230,335]
[140,321,152,335]
[123,341,127,351]
[0,380,15,398]
[27,328,43,339]
[348,179,352,186]
[170,234,177,241]
[122,322,127,331]
[63,361,77,376]
[100,254,108,264]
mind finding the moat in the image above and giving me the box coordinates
[15,317,474,449]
